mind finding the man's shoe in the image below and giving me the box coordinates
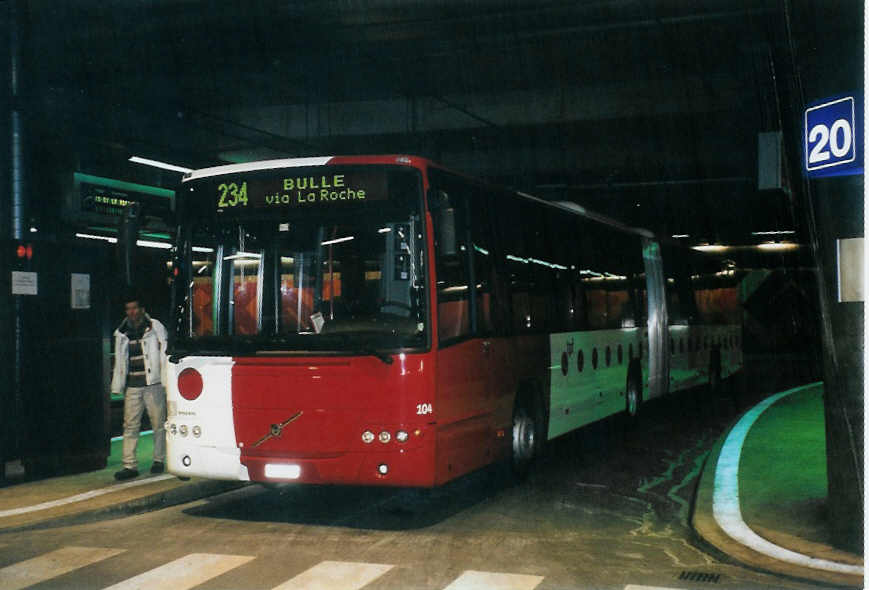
[150,462,165,474]
[114,468,139,481]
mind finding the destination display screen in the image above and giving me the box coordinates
[184,167,396,216]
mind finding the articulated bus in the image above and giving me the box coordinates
[165,155,742,486]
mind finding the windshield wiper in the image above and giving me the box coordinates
[357,348,394,365]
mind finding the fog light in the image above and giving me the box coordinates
[182,455,192,467]
[179,424,188,437]
[361,430,375,444]
[169,423,177,436]
[192,425,202,438]
[378,431,391,444]
[395,430,409,443]
[377,463,389,475]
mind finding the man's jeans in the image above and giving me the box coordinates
[121,383,166,470]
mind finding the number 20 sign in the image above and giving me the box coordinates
[805,95,863,178]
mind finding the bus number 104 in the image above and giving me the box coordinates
[217,182,249,208]
[416,403,433,415]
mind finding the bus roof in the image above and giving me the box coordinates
[182,155,430,182]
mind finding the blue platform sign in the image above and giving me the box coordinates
[804,94,863,178]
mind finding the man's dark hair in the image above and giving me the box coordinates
[121,287,145,307]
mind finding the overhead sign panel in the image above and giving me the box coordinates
[66,173,175,229]
[804,94,863,178]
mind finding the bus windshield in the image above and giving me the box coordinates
[171,165,427,355]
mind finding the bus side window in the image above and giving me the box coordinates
[578,220,642,330]
[545,208,579,332]
[430,175,472,344]
[469,187,497,336]
[662,245,697,325]
[521,201,552,333]
[498,197,531,332]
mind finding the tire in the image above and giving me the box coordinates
[510,392,542,480]
[625,361,642,421]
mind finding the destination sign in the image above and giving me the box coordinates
[202,169,389,214]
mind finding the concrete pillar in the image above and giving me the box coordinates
[4,0,29,470]
[783,0,864,552]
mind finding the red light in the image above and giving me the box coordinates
[177,368,204,401]
[25,245,32,260]
[16,245,26,259]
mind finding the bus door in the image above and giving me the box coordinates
[642,239,669,398]
[430,174,498,479]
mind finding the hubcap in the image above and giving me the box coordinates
[627,383,638,416]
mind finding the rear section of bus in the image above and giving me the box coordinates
[165,156,439,486]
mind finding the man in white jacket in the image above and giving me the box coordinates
[111,293,169,480]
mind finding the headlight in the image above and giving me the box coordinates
[179,424,189,437]
[378,431,391,444]
[361,430,375,444]
[192,425,202,438]
[395,430,409,443]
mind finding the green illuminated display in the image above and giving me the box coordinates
[217,182,248,208]
[201,169,388,214]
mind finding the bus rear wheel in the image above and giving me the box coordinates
[625,362,642,424]
[511,396,541,479]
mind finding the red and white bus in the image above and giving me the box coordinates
[165,155,742,486]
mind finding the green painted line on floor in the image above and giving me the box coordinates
[711,382,862,576]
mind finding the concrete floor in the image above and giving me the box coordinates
[0,378,833,590]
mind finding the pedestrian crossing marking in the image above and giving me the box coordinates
[271,560,393,590]
[0,548,559,590]
[102,552,254,590]
[443,570,544,590]
[0,546,124,590]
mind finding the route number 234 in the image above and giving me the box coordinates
[416,403,433,415]
[217,182,248,208]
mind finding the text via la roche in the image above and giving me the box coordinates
[264,188,367,205]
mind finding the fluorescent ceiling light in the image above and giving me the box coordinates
[672,234,690,238]
[75,233,171,250]
[751,230,796,236]
[136,239,172,250]
[192,246,214,253]
[129,156,193,173]
[321,236,355,246]
[692,244,729,253]
[756,242,800,251]
[76,233,117,243]
[224,251,261,260]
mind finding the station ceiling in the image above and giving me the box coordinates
[10,0,864,252]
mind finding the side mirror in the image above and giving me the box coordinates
[433,190,457,256]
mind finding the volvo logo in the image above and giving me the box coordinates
[251,411,303,448]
